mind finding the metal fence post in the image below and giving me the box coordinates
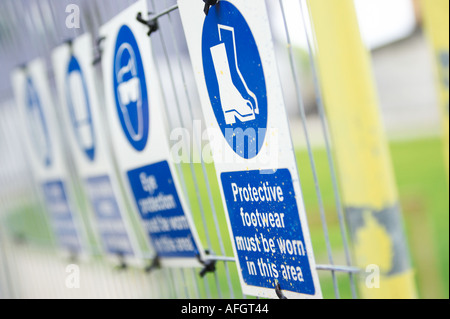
[306,0,417,298]
[421,0,449,183]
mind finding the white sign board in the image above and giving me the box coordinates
[100,0,204,267]
[11,59,87,256]
[178,0,322,298]
[52,33,144,264]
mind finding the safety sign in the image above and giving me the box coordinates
[113,24,149,152]
[100,0,204,267]
[52,34,142,261]
[179,0,322,298]
[127,161,200,259]
[202,6,267,159]
[11,59,85,255]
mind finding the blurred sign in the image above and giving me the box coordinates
[52,34,143,263]
[100,0,204,267]
[179,0,322,298]
[11,59,85,255]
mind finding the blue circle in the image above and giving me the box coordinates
[25,77,52,167]
[202,1,267,159]
[66,55,96,161]
[113,25,149,152]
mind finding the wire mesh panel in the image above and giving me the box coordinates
[0,0,378,300]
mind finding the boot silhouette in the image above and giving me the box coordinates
[210,25,258,125]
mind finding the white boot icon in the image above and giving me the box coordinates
[115,43,144,142]
[210,25,259,125]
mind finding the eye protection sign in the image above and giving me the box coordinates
[179,0,322,298]
[100,0,204,267]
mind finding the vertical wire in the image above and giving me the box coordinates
[0,1,21,299]
[148,0,217,298]
[4,0,46,297]
[164,3,236,298]
[278,0,340,299]
[42,0,107,299]
[0,104,18,298]
[298,0,358,298]
[146,0,203,300]
[9,0,52,298]
[148,37,203,299]
[91,0,136,299]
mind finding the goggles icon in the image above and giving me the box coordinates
[115,43,144,142]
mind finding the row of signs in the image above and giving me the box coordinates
[7,0,322,298]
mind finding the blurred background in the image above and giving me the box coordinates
[0,0,448,299]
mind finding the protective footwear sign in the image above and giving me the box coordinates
[100,0,204,267]
[179,0,322,298]
[201,8,268,159]
[11,59,85,255]
[52,34,142,262]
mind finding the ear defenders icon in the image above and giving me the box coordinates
[115,42,144,142]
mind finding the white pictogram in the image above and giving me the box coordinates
[115,43,144,142]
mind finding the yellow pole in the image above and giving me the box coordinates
[306,0,417,298]
[421,0,449,182]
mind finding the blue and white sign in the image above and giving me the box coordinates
[85,175,134,256]
[11,59,86,255]
[202,1,267,159]
[42,180,82,253]
[52,34,143,262]
[66,55,96,162]
[127,161,199,258]
[179,0,322,298]
[100,0,204,267]
[221,169,316,295]
[113,25,149,152]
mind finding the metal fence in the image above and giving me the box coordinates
[0,0,404,299]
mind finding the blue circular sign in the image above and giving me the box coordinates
[25,77,52,167]
[66,55,96,161]
[202,1,267,159]
[113,25,149,152]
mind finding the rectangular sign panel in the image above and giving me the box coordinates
[52,33,144,264]
[11,59,86,256]
[100,0,204,267]
[178,0,322,298]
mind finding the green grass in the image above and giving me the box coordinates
[3,136,448,299]
[294,136,449,299]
